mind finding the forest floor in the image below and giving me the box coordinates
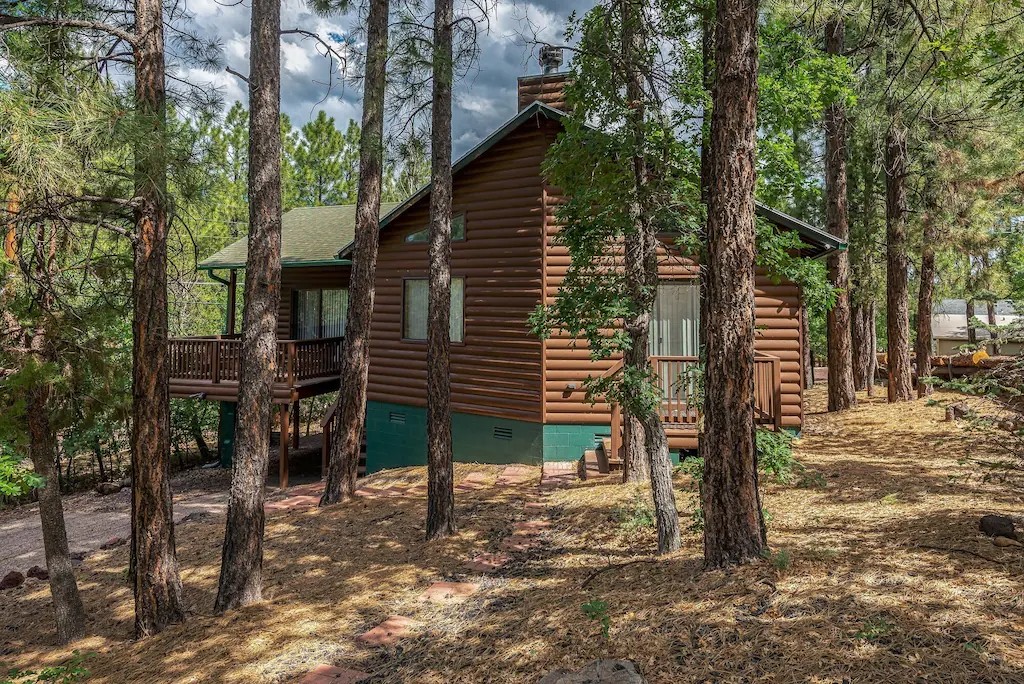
[2,386,1023,683]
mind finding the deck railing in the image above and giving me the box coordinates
[608,351,783,461]
[168,335,344,386]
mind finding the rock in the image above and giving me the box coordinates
[537,660,647,684]
[100,536,127,550]
[26,565,49,581]
[0,571,25,590]
[980,515,1017,541]
[95,481,123,496]
[178,511,214,525]
[993,536,1023,548]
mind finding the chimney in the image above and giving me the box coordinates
[517,45,572,113]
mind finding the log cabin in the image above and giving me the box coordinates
[169,65,845,487]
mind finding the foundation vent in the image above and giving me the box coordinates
[493,426,513,441]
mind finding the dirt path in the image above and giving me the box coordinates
[2,387,1023,683]
[0,468,232,576]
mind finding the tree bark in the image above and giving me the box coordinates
[883,4,914,403]
[27,385,87,644]
[966,298,977,345]
[321,0,390,506]
[619,0,679,554]
[987,300,999,354]
[24,228,86,645]
[131,0,185,637]
[916,212,937,397]
[850,136,876,393]
[622,413,648,483]
[852,300,876,392]
[823,18,856,412]
[214,0,282,613]
[700,0,766,567]
[425,0,456,540]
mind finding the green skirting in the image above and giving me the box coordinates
[364,401,544,473]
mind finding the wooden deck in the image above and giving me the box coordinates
[607,352,783,465]
[168,335,344,403]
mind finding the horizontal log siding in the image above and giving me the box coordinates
[277,265,352,339]
[366,120,549,422]
[541,155,805,430]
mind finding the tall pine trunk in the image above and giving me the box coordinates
[426,0,456,540]
[25,229,86,645]
[883,3,913,402]
[321,0,390,505]
[987,301,1000,354]
[966,298,977,344]
[215,0,282,612]
[850,137,876,393]
[700,0,766,567]
[916,210,937,397]
[622,415,648,483]
[619,0,679,553]
[823,18,856,411]
[131,0,185,637]
[28,384,86,644]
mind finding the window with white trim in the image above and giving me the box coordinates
[403,277,464,342]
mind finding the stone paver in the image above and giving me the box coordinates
[513,520,551,535]
[298,664,372,684]
[523,501,548,513]
[418,581,480,603]
[357,615,419,647]
[462,552,512,574]
[496,466,535,486]
[500,535,541,552]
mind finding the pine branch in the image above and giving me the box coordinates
[0,14,137,47]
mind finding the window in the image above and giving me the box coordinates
[649,281,700,357]
[295,288,348,339]
[405,213,466,243]
[403,277,464,343]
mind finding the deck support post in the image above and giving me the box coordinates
[279,404,289,490]
[226,269,237,336]
[292,400,300,450]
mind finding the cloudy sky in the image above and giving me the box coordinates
[180,0,593,155]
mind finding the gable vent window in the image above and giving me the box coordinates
[493,426,513,441]
[389,411,406,425]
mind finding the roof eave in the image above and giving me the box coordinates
[199,258,352,271]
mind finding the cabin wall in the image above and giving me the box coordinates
[363,117,553,470]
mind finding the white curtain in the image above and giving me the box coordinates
[649,281,700,357]
[404,277,464,342]
[321,289,349,338]
[296,290,320,340]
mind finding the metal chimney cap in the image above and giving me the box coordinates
[538,45,563,74]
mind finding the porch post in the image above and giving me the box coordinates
[226,268,237,336]
[279,404,289,490]
[292,400,300,450]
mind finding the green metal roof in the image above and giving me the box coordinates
[200,203,402,270]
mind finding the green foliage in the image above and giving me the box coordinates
[0,449,44,497]
[763,547,792,572]
[2,651,91,683]
[755,429,797,484]
[581,598,612,639]
[612,493,656,536]
[855,617,896,642]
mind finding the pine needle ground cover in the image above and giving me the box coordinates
[2,387,1022,682]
